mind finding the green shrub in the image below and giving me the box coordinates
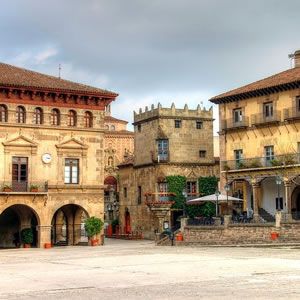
[21,228,33,244]
[166,175,187,209]
[84,217,104,238]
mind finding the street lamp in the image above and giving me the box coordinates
[224,184,230,215]
[276,175,282,211]
[182,189,187,218]
[215,190,220,217]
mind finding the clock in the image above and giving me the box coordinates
[42,153,52,164]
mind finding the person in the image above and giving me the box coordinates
[13,232,20,248]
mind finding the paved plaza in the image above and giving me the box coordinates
[1,239,300,299]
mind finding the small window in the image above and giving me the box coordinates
[84,111,93,128]
[196,121,203,129]
[33,107,43,125]
[16,106,26,123]
[265,145,274,167]
[111,125,115,131]
[157,139,169,160]
[51,109,60,125]
[233,108,243,123]
[68,110,77,126]
[0,105,8,122]
[138,186,142,204]
[124,187,127,198]
[175,120,181,128]
[64,159,79,184]
[105,125,109,130]
[137,124,141,132]
[187,181,197,196]
[199,150,206,158]
[264,102,273,118]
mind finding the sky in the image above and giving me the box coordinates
[1,0,300,134]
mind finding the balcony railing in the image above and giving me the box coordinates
[221,117,249,131]
[251,111,281,126]
[283,107,300,121]
[0,181,48,193]
[222,153,300,171]
[152,151,169,163]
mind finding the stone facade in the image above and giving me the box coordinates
[119,103,219,239]
[0,63,118,248]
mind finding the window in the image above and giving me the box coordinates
[264,102,273,118]
[196,121,203,129]
[105,125,109,130]
[187,181,197,196]
[33,107,43,124]
[111,125,115,131]
[0,105,7,122]
[16,106,25,123]
[158,182,168,201]
[51,109,60,125]
[137,124,141,132]
[234,149,243,168]
[234,108,243,122]
[175,120,181,128]
[68,110,77,126]
[124,187,127,198]
[64,159,79,184]
[265,146,274,167]
[84,111,93,128]
[138,186,142,204]
[157,139,169,161]
[199,150,206,158]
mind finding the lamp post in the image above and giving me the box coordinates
[182,189,187,218]
[224,184,230,215]
[215,190,220,217]
[276,175,282,211]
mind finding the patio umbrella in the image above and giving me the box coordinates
[187,194,243,205]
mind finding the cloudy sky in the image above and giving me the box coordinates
[1,0,300,133]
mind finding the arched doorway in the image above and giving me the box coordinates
[292,186,300,220]
[51,204,89,246]
[0,204,39,248]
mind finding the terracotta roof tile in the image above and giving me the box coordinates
[210,67,300,103]
[0,62,118,96]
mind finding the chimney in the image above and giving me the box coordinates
[294,50,300,68]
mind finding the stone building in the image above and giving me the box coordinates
[103,105,134,223]
[0,62,118,248]
[118,103,219,239]
[210,49,300,222]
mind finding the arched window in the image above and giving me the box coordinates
[33,107,43,124]
[0,105,8,122]
[111,125,115,131]
[68,110,76,126]
[16,106,25,123]
[51,109,60,125]
[84,111,93,128]
[105,125,109,130]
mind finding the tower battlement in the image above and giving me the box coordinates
[133,103,213,124]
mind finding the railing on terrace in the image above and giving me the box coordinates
[283,107,300,120]
[0,181,48,192]
[251,111,281,126]
[144,192,176,203]
[187,217,218,226]
[152,151,169,163]
[222,152,300,171]
[221,117,249,131]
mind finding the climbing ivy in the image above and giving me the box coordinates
[198,176,218,196]
[166,175,186,209]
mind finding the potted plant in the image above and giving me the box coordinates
[223,164,230,171]
[270,159,281,166]
[111,218,119,235]
[29,184,39,192]
[249,160,260,168]
[21,228,33,248]
[2,184,12,192]
[237,161,246,169]
[84,217,104,246]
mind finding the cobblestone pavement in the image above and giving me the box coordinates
[1,239,300,299]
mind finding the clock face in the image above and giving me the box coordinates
[42,153,52,164]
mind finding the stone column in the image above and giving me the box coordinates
[37,225,52,248]
[284,180,292,221]
[252,181,260,222]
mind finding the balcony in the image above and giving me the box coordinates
[152,151,169,163]
[221,117,249,131]
[251,111,281,126]
[222,153,300,172]
[283,107,300,121]
[0,181,48,193]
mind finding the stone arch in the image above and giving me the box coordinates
[0,204,40,248]
[291,185,300,219]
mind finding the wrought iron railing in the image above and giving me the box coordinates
[231,215,253,224]
[222,152,300,171]
[221,117,249,131]
[187,217,217,226]
[152,151,169,163]
[283,107,300,120]
[251,111,281,126]
[0,181,48,192]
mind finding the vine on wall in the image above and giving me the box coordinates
[166,175,186,209]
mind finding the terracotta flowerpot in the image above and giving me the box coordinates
[45,243,51,249]
[271,232,278,240]
[176,234,183,242]
[91,239,98,246]
[24,244,31,248]
[30,189,38,192]
[4,188,12,192]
